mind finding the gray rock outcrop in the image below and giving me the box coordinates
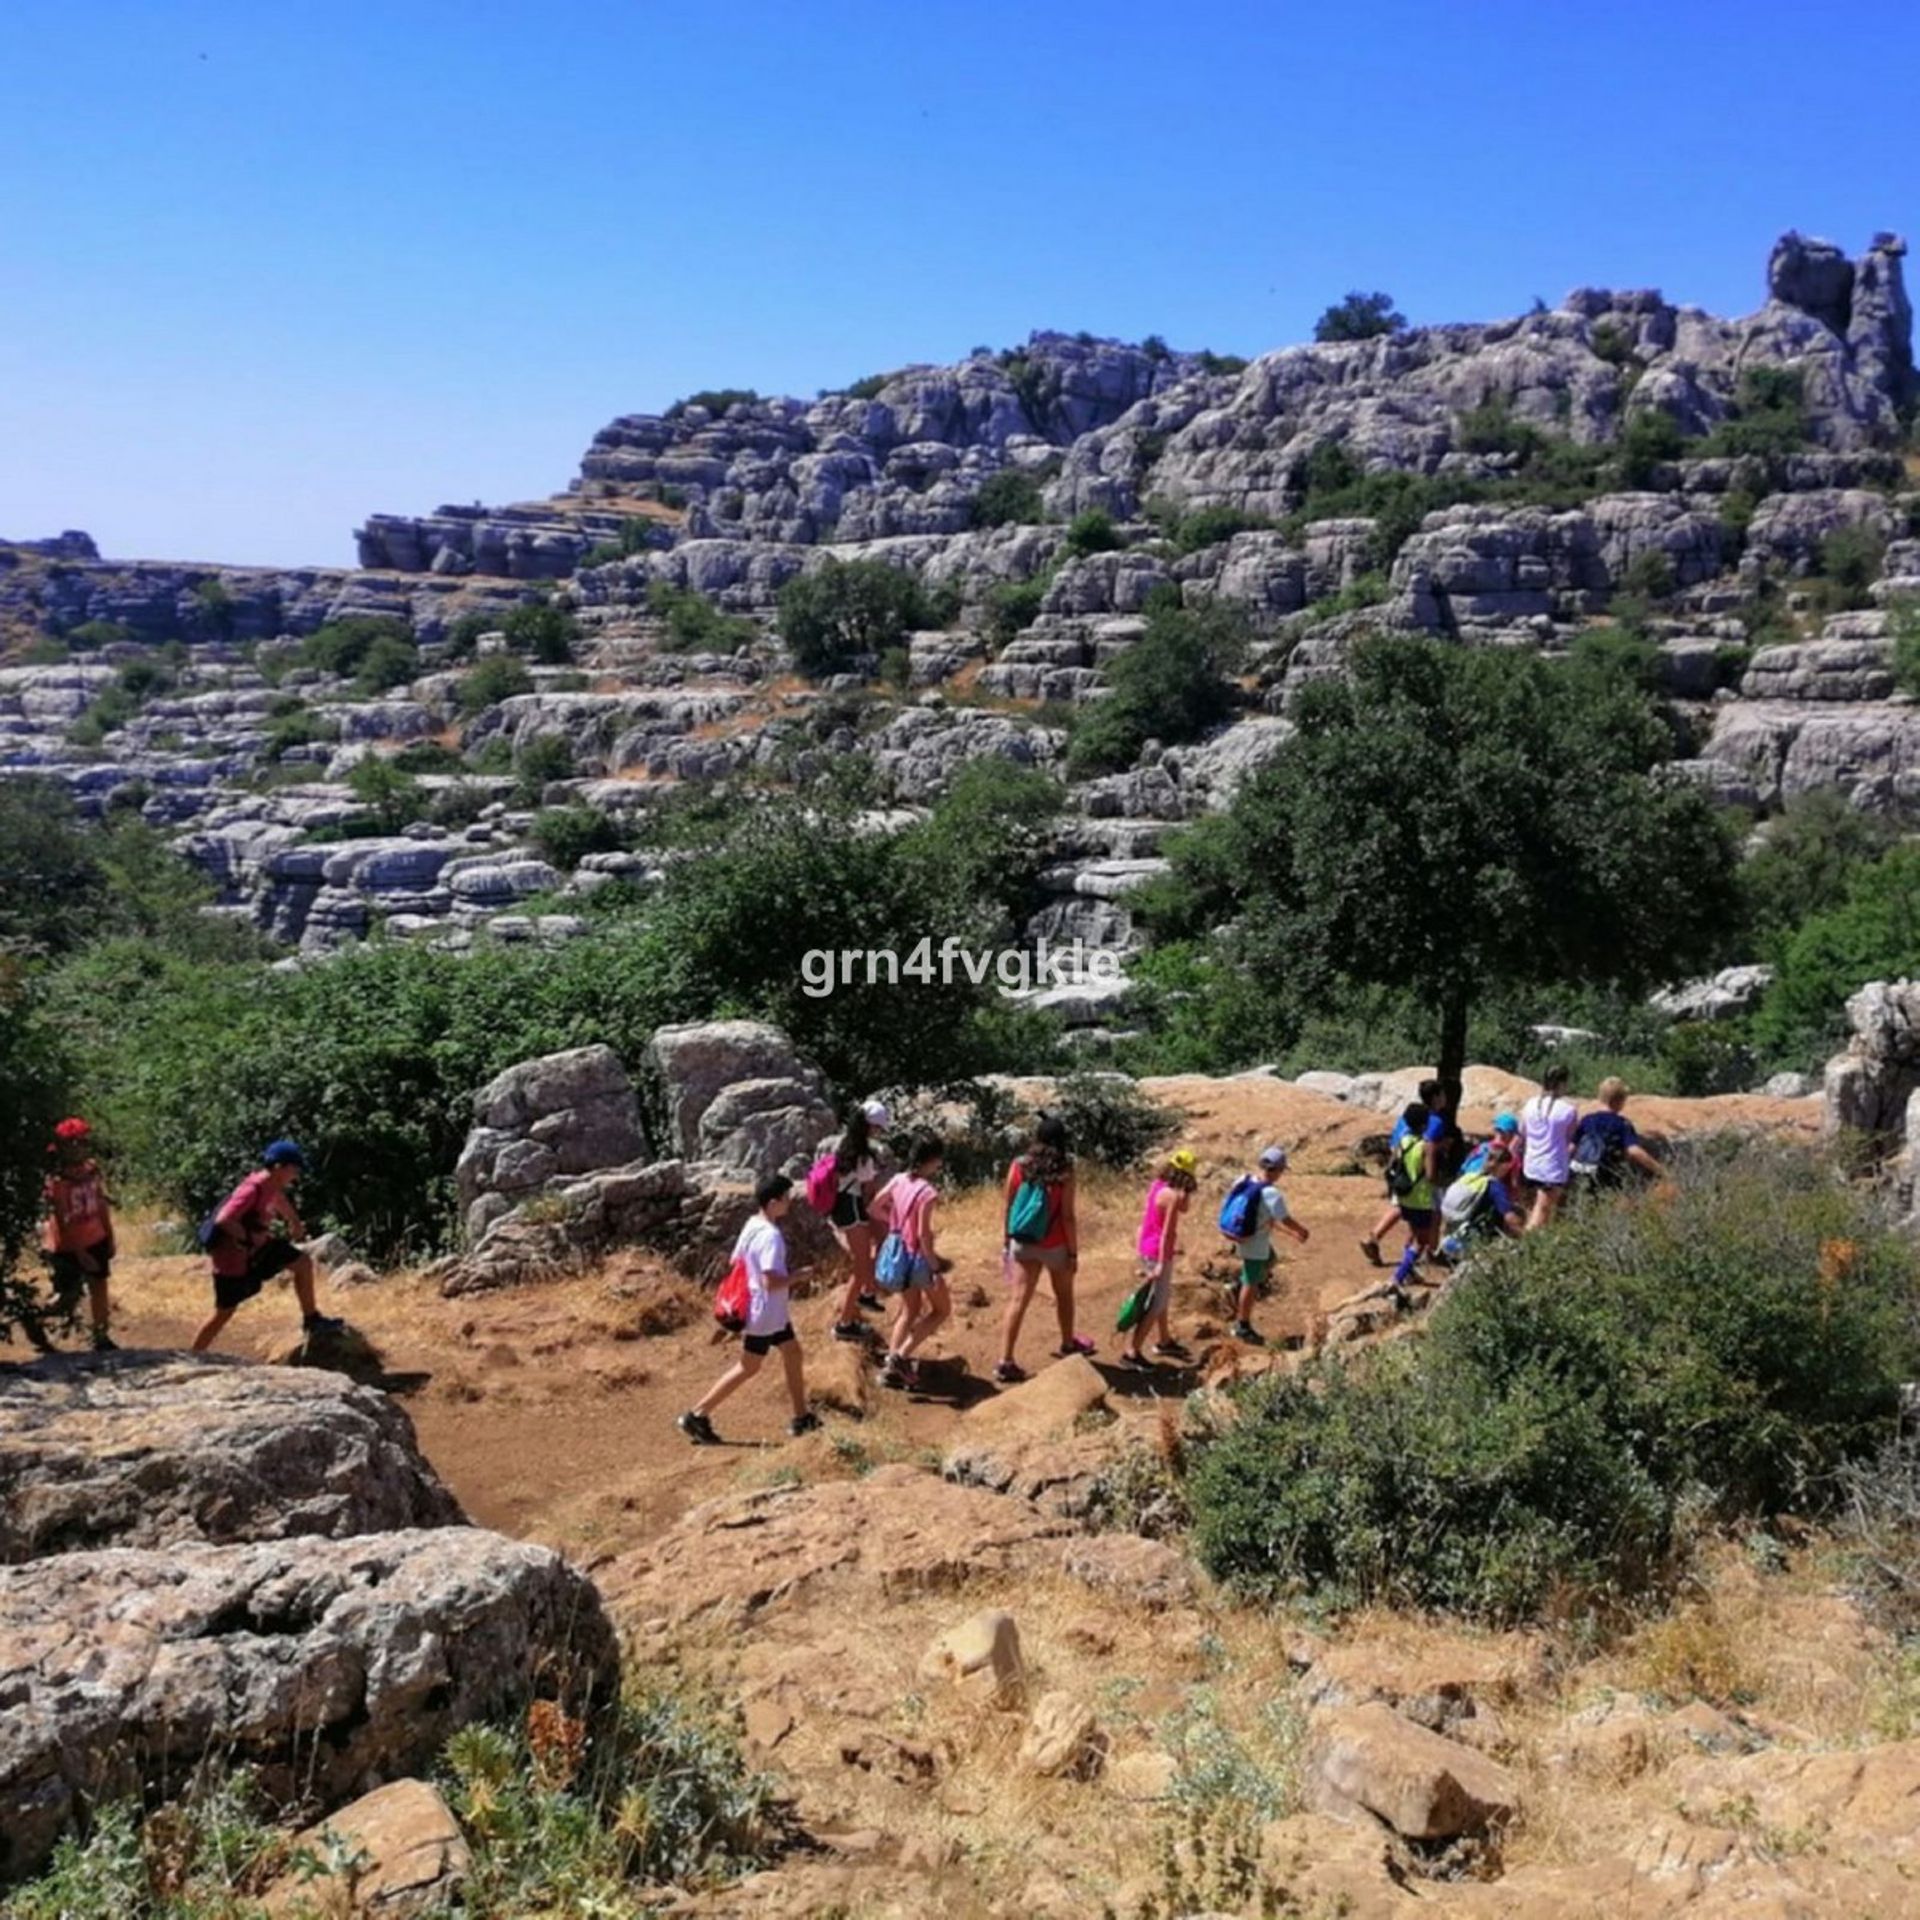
[647,1018,836,1170]
[0,1355,460,1561]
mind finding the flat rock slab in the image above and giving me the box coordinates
[0,1527,617,1882]
[1306,1700,1521,1842]
[602,1465,1071,1628]
[0,1353,461,1560]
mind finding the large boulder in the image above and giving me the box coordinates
[0,1354,460,1561]
[0,1527,617,1882]
[1306,1701,1521,1842]
[454,1043,645,1242]
[646,1019,836,1172]
[1823,979,1920,1141]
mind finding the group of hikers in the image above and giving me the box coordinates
[29,1072,1656,1446]
[33,1120,342,1355]
[677,1068,1667,1443]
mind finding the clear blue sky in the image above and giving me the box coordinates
[4,0,1915,568]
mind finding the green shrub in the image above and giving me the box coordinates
[1590,318,1636,367]
[1814,524,1887,611]
[513,734,576,802]
[0,968,71,1344]
[443,610,495,659]
[985,575,1049,646]
[1741,789,1898,950]
[877,645,911,689]
[1194,350,1249,377]
[1622,549,1677,601]
[1698,367,1811,462]
[1616,408,1687,485]
[999,350,1061,428]
[1189,1144,1917,1621]
[1304,571,1389,619]
[670,388,759,417]
[390,738,467,775]
[645,580,757,652]
[1050,1071,1178,1171]
[1063,508,1122,556]
[1066,601,1249,778]
[500,601,579,665]
[458,654,536,716]
[969,467,1047,529]
[1660,1020,1755,1097]
[344,758,423,833]
[1312,292,1404,343]
[1892,598,1920,697]
[301,615,416,686]
[192,576,236,640]
[529,805,626,870]
[1454,395,1544,459]
[1171,504,1273,554]
[63,619,133,651]
[579,517,657,568]
[777,558,934,676]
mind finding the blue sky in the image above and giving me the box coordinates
[3,0,1916,568]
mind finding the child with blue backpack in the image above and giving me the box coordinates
[1219,1145,1309,1345]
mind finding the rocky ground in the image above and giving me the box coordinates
[15,1068,1912,1918]
[2,228,1916,1021]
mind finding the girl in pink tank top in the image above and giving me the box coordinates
[1123,1149,1198,1369]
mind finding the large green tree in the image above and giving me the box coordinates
[1158,636,1738,1105]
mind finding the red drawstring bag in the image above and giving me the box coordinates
[713,1257,750,1333]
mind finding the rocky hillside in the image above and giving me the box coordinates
[2,228,1915,968]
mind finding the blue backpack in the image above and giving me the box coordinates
[1217,1175,1265,1240]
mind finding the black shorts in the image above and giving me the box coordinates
[829,1190,867,1231]
[47,1250,110,1300]
[743,1324,796,1357]
[213,1239,302,1311]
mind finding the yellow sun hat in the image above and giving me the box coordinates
[1168,1147,1198,1175]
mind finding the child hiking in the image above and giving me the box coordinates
[817,1098,891,1343]
[996,1115,1087,1384]
[872,1134,949,1391]
[191,1141,343,1354]
[1519,1064,1580,1231]
[1121,1147,1197,1369]
[38,1117,117,1352]
[679,1174,819,1445]
[1384,1101,1441,1289]
[1221,1145,1308,1345]
[1359,1079,1448,1266]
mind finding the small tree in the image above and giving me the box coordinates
[1066,601,1248,778]
[1063,509,1122,556]
[1313,291,1406,343]
[777,559,929,678]
[458,654,536,716]
[501,602,579,665]
[346,758,424,833]
[0,963,69,1343]
[1162,636,1738,1106]
[968,468,1047,529]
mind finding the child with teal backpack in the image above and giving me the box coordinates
[996,1115,1088,1384]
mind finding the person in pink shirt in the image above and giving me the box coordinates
[873,1135,949,1391]
[1121,1147,1197,1370]
[191,1140,343,1352]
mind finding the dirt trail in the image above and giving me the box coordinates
[0,1078,1820,1566]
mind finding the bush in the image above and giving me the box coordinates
[301,615,417,688]
[1815,524,1887,611]
[985,576,1049,646]
[63,619,133,651]
[1698,367,1811,462]
[1741,789,1898,950]
[1590,318,1636,367]
[1616,407,1687,485]
[1189,1144,1917,1621]
[579,517,657,568]
[969,467,1047,529]
[1049,1071,1178,1171]
[1193,350,1249,377]
[1066,600,1249,778]
[1312,291,1405,343]
[645,580,758,652]
[1893,598,1920,697]
[1170,504,1273,554]
[513,734,576,802]
[529,805,626,870]
[458,654,536,716]
[1063,508,1122,556]
[501,602,578,665]
[344,758,423,833]
[777,558,933,677]
[670,387,759,417]
[261,702,339,763]
[0,967,71,1344]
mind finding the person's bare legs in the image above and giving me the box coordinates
[1360,1199,1398,1260]
[898,1280,950,1361]
[835,1225,876,1323]
[778,1340,808,1419]
[1000,1262,1042,1370]
[191,1307,234,1353]
[887,1288,923,1361]
[693,1349,763,1416]
[85,1276,111,1340]
[1125,1261,1172,1361]
[1049,1260,1082,1351]
[1526,1186,1563,1234]
[289,1252,319,1319]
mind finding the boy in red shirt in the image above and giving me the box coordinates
[191,1140,344,1353]
[40,1117,117,1351]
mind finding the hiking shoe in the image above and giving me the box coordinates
[1232,1321,1265,1345]
[832,1320,868,1343]
[302,1313,346,1337]
[1056,1336,1096,1358]
[857,1292,883,1311]
[1358,1238,1382,1268]
[788,1411,822,1437]
[90,1331,119,1353]
[677,1410,719,1446]
[1152,1341,1191,1361]
[1116,1351,1152,1371]
[993,1360,1027,1385]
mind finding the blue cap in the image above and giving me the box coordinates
[1493,1112,1518,1133]
[262,1139,306,1168]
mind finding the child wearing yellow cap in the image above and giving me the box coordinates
[1122,1147,1198,1369]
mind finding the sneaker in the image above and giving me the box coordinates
[993,1361,1027,1385]
[1056,1336,1096,1358]
[788,1411,822,1437]
[1153,1341,1192,1361]
[832,1320,868,1343]
[302,1313,346,1336]
[1232,1321,1265,1345]
[858,1292,884,1311]
[1358,1238,1383,1268]
[677,1410,719,1446]
[1116,1351,1152,1371]
[90,1331,119,1353]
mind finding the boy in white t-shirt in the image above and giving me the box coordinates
[678,1174,819,1445]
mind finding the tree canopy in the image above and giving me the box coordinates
[1152,636,1739,1101]
[1313,291,1406,343]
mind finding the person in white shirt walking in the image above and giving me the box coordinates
[678,1174,819,1444]
[1518,1064,1580,1233]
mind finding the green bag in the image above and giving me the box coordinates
[1116,1278,1155,1332]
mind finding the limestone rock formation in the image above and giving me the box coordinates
[647,1018,836,1169]
[0,1354,461,1560]
[0,1527,617,1881]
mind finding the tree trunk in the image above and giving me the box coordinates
[1437,991,1470,1122]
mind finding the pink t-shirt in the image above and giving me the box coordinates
[210,1169,277,1277]
[1137,1178,1176,1263]
[876,1174,935,1254]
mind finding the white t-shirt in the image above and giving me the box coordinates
[1238,1184,1289,1261]
[732,1215,789,1336]
[1519,1095,1578,1186]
